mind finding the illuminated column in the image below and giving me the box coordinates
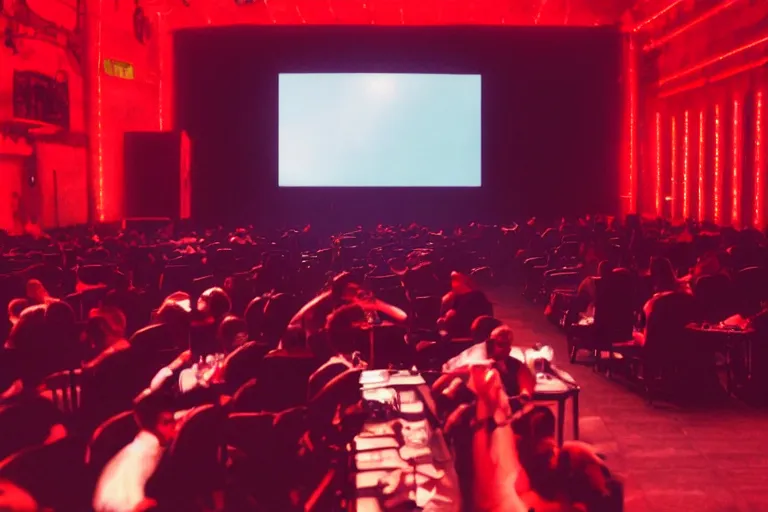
[621,32,638,215]
[756,91,764,228]
[683,110,690,219]
[656,111,662,217]
[714,104,722,224]
[670,116,677,217]
[732,98,742,226]
[698,110,705,221]
[157,12,174,131]
[83,0,105,222]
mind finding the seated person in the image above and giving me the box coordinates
[93,390,177,512]
[307,304,370,402]
[438,325,535,404]
[438,272,493,338]
[514,406,613,512]
[291,272,408,339]
[288,272,362,337]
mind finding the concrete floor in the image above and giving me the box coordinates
[489,287,768,512]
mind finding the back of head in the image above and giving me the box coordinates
[156,300,191,330]
[7,304,47,351]
[89,306,127,339]
[44,300,75,328]
[326,303,366,355]
[133,388,174,431]
[217,315,249,352]
[279,325,307,352]
[197,287,231,319]
[331,271,359,299]
[597,260,615,278]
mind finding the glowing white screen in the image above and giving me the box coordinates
[278,73,481,187]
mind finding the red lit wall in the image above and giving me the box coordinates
[632,0,768,227]
[0,7,87,229]
[85,0,172,222]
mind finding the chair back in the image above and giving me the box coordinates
[42,369,82,415]
[258,353,318,411]
[85,411,138,477]
[594,268,635,345]
[693,273,733,322]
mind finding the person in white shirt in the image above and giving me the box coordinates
[93,390,177,512]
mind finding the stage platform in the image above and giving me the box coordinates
[488,287,768,512]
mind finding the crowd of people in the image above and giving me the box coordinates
[8,216,740,511]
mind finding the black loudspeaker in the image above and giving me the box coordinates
[123,131,191,220]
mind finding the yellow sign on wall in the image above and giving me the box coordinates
[103,59,135,80]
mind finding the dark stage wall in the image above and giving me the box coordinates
[174,25,621,228]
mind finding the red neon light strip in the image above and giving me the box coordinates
[714,104,722,223]
[644,0,739,52]
[96,0,104,222]
[698,110,705,221]
[658,34,768,87]
[671,116,677,217]
[658,58,768,99]
[633,0,685,32]
[683,111,690,219]
[656,112,662,216]
[732,99,742,225]
[628,36,637,213]
[756,92,764,228]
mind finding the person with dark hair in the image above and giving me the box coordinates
[649,256,685,294]
[288,271,363,336]
[289,271,408,340]
[514,406,613,511]
[93,390,176,512]
[306,303,368,402]
[438,271,494,338]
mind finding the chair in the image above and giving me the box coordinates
[0,436,88,511]
[693,274,733,323]
[364,274,402,292]
[85,411,138,480]
[257,352,318,411]
[732,266,768,316]
[42,369,82,415]
[227,412,275,457]
[221,341,271,394]
[568,269,636,370]
[411,295,443,330]
[522,256,548,301]
[469,266,494,288]
[153,405,227,508]
[628,291,702,403]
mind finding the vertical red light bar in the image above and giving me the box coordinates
[714,104,722,223]
[756,92,764,228]
[656,112,662,216]
[670,116,677,217]
[683,110,690,218]
[627,35,638,213]
[732,98,742,226]
[698,110,705,221]
[91,0,105,223]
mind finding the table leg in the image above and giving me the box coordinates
[369,329,375,369]
[572,391,580,441]
[557,398,566,446]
